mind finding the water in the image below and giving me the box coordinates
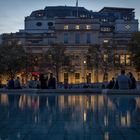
[0,93,140,140]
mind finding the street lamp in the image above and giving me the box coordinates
[84,61,86,64]
[83,60,87,83]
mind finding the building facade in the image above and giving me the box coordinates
[1,6,139,83]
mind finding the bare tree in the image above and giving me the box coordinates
[44,44,69,83]
[87,44,114,82]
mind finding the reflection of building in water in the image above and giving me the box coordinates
[0,94,9,106]
[136,98,140,108]
[0,94,139,137]
[0,94,139,140]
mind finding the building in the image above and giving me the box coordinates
[1,6,139,83]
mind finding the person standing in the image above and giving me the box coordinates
[39,74,48,89]
[14,77,21,89]
[128,72,136,89]
[115,70,131,90]
[107,77,115,89]
[48,73,56,89]
[7,77,15,89]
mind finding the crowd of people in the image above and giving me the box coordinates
[0,70,137,90]
[107,70,136,89]
[6,73,56,89]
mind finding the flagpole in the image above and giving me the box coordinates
[76,0,78,18]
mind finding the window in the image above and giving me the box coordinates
[36,13,44,17]
[75,25,80,30]
[126,54,131,65]
[75,33,80,44]
[103,73,108,82]
[103,39,109,43]
[86,33,91,44]
[101,27,111,32]
[64,33,69,44]
[75,73,80,79]
[120,55,125,65]
[114,54,120,64]
[36,22,42,27]
[48,38,54,45]
[103,54,108,62]
[123,16,130,21]
[86,25,91,30]
[64,73,69,83]
[101,18,108,22]
[64,25,69,30]
[124,24,131,31]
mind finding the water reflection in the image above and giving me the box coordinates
[0,94,140,140]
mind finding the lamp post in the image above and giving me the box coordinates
[83,60,86,83]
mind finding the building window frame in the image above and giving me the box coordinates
[86,33,91,44]
[75,33,80,44]
[64,25,69,30]
[86,25,91,30]
[75,25,80,30]
[63,33,69,44]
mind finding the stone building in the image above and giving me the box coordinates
[1,6,139,83]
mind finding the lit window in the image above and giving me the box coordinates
[64,73,69,83]
[114,54,120,64]
[120,55,125,65]
[103,39,109,43]
[103,54,108,62]
[126,54,131,65]
[75,73,80,79]
[86,25,91,30]
[75,25,80,30]
[36,13,44,17]
[64,25,69,30]
[104,73,108,82]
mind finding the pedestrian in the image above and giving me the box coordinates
[107,77,115,89]
[39,74,48,89]
[7,77,15,89]
[128,72,136,89]
[14,77,22,89]
[29,77,34,88]
[34,77,40,88]
[115,70,131,90]
[48,73,56,89]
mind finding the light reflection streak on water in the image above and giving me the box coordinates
[0,94,139,140]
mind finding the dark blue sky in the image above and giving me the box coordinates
[0,0,140,33]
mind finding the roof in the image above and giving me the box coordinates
[100,7,134,13]
[30,6,90,18]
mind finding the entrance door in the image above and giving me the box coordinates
[86,73,91,83]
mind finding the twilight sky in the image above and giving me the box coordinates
[0,0,140,34]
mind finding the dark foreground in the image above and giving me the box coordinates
[0,93,140,140]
